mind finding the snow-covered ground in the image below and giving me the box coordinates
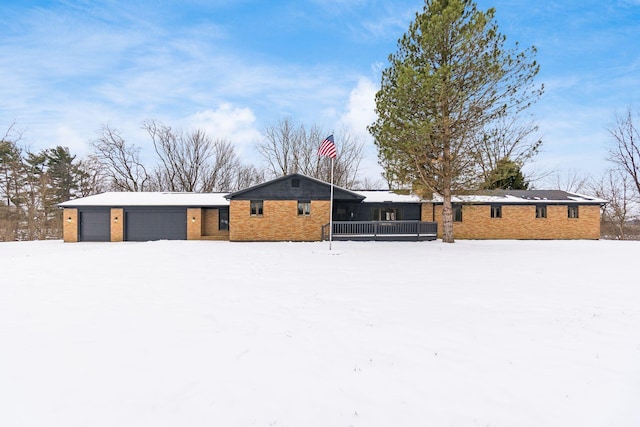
[1,239,638,427]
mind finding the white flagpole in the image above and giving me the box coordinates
[329,157,334,251]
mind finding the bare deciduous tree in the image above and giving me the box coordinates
[144,120,254,192]
[258,118,365,188]
[312,130,364,189]
[92,125,151,192]
[258,117,301,177]
[546,169,590,193]
[473,116,541,186]
[203,139,241,192]
[590,169,639,240]
[608,108,640,198]
[77,155,109,197]
[233,164,265,191]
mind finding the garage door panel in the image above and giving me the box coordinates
[125,209,186,241]
[79,210,110,242]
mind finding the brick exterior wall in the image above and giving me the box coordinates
[187,208,230,240]
[422,203,601,239]
[110,208,124,242]
[202,208,229,240]
[202,208,219,236]
[187,208,201,240]
[62,208,78,242]
[229,200,330,241]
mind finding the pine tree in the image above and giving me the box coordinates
[369,0,542,242]
[482,158,529,190]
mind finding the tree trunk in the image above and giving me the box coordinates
[442,185,454,243]
[442,124,455,243]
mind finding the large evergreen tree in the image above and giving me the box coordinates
[369,0,542,242]
[482,158,529,190]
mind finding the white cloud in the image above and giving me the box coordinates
[339,77,377,138]
[338,77,384,186]
[185,104,263,157]
[52,125,88,156]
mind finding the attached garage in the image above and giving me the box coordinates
[79,209,110,242]
[59,192,230,242]
[124,208,187,241]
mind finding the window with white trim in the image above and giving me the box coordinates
[250,200,263,216]
[297,201,311,216]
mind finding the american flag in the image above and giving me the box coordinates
[318,135,337,159]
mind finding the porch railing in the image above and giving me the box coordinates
[321,220,438,241]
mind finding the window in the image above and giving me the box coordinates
[535,205,547,219]
[336,208,347,221]
[250,200,263,216]
[297,200,311,216]
[490,205,502,219]
[291,178,300,188]
[453,204,463,222]
[568,205,579,219]
[219,208,229,230]
[373,207,401,221]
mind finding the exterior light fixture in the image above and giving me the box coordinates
[191,217,196,223]
[67,217,72,222]
[114,217,118,223]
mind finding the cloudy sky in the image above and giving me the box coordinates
[1,0,639,186]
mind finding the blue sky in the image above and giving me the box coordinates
[1,0,639,186]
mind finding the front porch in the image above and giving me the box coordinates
[321,220,438,242]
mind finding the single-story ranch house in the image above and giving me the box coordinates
[59,173,606,242]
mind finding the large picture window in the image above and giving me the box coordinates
[250,200,263,216]
[373,207,401,221]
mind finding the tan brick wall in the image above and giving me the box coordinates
[186,208,230,240]
[187,208,201,240]
[202,208,230,240]
[110,208,124,242]
[229,200,330,241]
[421,203,436,222]
[202,208,218,236]
[62,208,78,242]
[427,203,601,239]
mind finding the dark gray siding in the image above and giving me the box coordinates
[125,208,186,241]
[79,209,110,242]
[334,202,422,221]
[227,174,364,201]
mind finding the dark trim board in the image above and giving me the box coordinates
[226,174,365,201]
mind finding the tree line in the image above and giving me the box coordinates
[0,118,367,241]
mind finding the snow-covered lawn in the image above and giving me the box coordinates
[1,239,638,426]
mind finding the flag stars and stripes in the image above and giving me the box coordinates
[318,135,337,158]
